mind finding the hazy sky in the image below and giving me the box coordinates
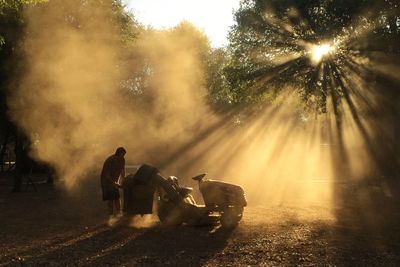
[122,0,241,47]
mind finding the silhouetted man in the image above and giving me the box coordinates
[101,147,126,219]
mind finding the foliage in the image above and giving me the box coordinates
[205,48,234,106]
[222,0,400,111]
[0,0,26,135]
[0,0,140,183]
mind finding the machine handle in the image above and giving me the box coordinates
[192,173,207,181]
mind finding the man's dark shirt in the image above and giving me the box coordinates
[101,154,125,188]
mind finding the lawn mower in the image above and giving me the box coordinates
[122,164,247,228]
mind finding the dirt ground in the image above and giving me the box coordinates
[1,174,400,266]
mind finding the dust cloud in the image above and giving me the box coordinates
[8,0,212,189]
[128,214,159,228]
[6,0,377,209]
[163,90,377,208]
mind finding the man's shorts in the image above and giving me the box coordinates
[102,186,120,201]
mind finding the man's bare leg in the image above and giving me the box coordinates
[114,199,121,216]
[108,200,114,216]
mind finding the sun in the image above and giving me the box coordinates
[309,43,336,64]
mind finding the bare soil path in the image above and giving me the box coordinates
[1,178,399,266]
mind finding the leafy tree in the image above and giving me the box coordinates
[0,0,140,191]
[205,48,234,107]
[223,0,400,180]
[225,0,399,109]
[0,1,31,180]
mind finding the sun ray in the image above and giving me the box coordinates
[309,43,337,64]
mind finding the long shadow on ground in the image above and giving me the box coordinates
[3,221,232,267]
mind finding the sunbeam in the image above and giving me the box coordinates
[309,43,337,64]
[213,0,400,210]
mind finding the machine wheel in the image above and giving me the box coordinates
[220,207,242,228]
[158,203,185,226]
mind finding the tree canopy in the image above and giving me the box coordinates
[222,0,400,112]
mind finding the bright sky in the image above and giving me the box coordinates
[122,0,241,47]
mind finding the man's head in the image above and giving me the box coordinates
[115,147,126,157]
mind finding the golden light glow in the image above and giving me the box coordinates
[9,1,385,223]
[310,43,336,64]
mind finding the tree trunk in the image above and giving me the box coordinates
[12,136,23,192]
[395,93,400,184]
[0,129,10,172]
